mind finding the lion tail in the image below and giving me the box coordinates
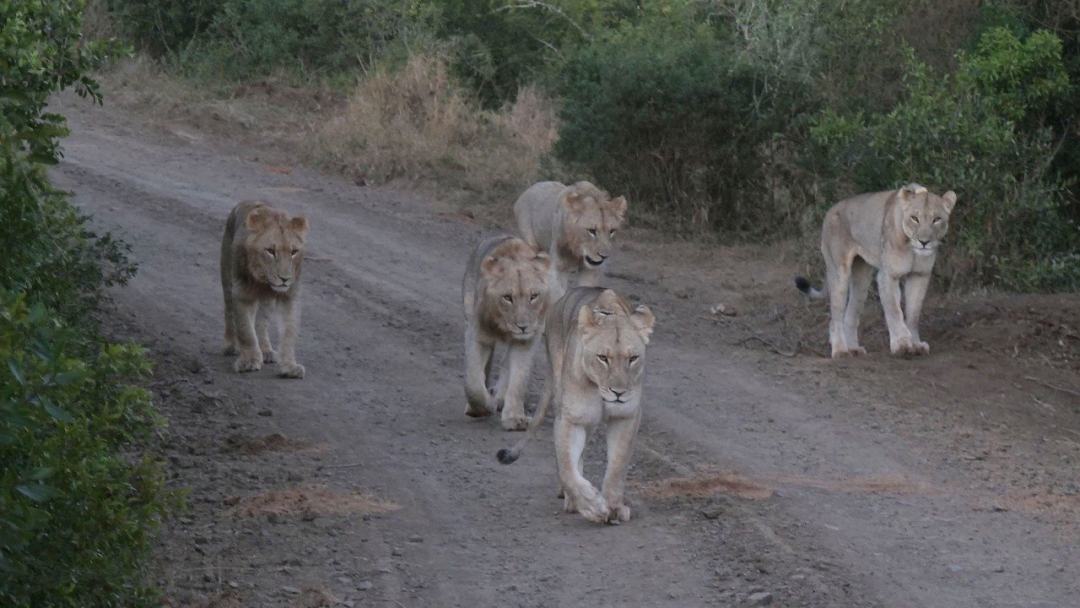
[496,379,553,465]
[794,276,825,300]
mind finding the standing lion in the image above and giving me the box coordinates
[513,181,627,300]
[462,235,553,430]
[220,200,309,378]
[498,287,655,524]
[796,183,957,358]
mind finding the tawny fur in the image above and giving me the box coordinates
[513,181,627,301]
[462,235,552,430]
[805,183,957,358]
[499,287,655,525]
[221,200,309,378]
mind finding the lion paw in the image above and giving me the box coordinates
[890,336,916,357]
[608,504,632,524]
[277,362,305,379]
[913,341,930,356]
[578,494,610,524]
[262,349,279,364]
[830,346,865,358]
[465,402,493,418]
[562,493,577,513]
[234,353,262,373]
[500,414,529,432]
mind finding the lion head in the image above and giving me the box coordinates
[480,238,552,341]
[244,205,309,293]
[575,289,655,405]
[560,181,627,269]
[897,183,957,257]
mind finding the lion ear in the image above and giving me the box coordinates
[942,191,957,214]
[245,207,270,232]
[631,304,655,344]
[608,195,627,222]
[289,216,309,238]
[533,251,552,273]
[898,183,927,201]
[563,190,586,214]
[481,255,504,279]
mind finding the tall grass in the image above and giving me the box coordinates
[316,54,557,202]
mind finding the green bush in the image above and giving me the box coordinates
[2,2,167,606]
[554,11,808,232]
[810,28,1078,290]
[0,294,165,607]
[107,0,426,82]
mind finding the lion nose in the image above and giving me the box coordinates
[516,323,528,332]
[279,275,291,283]
[918,239,930,247]
[611,389,625,399]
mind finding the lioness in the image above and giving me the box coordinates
[498,288,655,524]
[513,181,626,299]
[220,200,309,378]
[462,235,552,430]
[795,183,957,358]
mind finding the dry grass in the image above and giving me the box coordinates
[315,54,558,206]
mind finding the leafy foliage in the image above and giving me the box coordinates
[1,2,166,606]
[810,29,1078,290]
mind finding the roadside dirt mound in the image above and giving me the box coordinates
[223,432,312,455]
[226,485,398,519]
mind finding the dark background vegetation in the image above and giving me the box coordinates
[2,2,166,606]
[102,0,1080,291]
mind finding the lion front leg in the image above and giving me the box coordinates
[256,303,278,363]
[601,411,641,523]
[232,297,262,373]
[902,274,931,355]
[877,272,916,356]
[276,296,305,379]
[555,415,607,523]
[464,324,494,418]
[499,341,537,431]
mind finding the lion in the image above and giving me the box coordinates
[497,287,655,524]
[513,181,627,299]
[795,183,957,358]
[462,235,553,430]
[220,200,309,378]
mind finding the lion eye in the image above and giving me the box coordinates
[629,355,639,364]
[502,295,513,303]
[609,230,616,238]
[587,228,597,237]
[529,292,539,302]
[910,216,920,224]
[597,354,609,365]
[265,248,275,257]
[290,248,299,256]
[932,217,942,224]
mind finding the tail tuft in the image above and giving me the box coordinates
[496,448,519,465]
[794,276,824,300]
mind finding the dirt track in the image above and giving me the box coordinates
[51,96,1080,608]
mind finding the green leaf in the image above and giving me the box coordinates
[15,483,60,503]
[7,360,25,386]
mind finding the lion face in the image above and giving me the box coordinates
[898,184,957,257]
[481,239,552,341]
[245,206,309,293]
[561,183,627,269]
[576,290,655,405]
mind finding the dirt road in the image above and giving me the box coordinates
[51,96,1080,608]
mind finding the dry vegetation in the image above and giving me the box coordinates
[99,54,558,210]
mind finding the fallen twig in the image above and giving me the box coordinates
[733,335,799,358]
[1023,376,1080,399]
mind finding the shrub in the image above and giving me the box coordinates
[107,0,426,82]
[810,28,1078,290]
[554,12,806,232]
[0,294,165,607]
[1,2,167,606]
[316,54,557,202]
